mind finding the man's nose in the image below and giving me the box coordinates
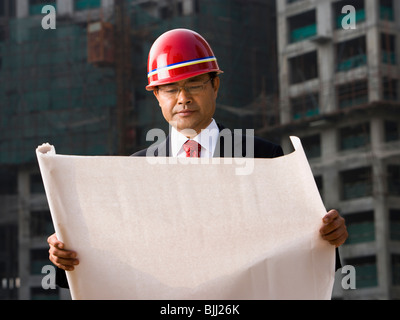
[177,88,192,105]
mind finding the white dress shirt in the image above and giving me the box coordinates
[170,119,220,158]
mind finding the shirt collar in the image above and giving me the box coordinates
[170,119,219,157]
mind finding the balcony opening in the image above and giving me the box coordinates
[30,210,54,239]
[288,10,316,43]
[344,211,375,244]
[381,33,396,65]
[336,36,367,72]
[30,248,50,275]
[388,165,400,196]
[389,210,400,241]
[291,92,319,120]
[340,167,373,200]
[75,0,101,11]
[339,123,370,151]
[380,0,394,21]
[344,255,378,288]
[382,77,398,101]
[30,173,45,194]
[302,134,321,159]
[29,0,56,16]
[384,120,399,142]
[289,51,318,84]
[337,79,368,109]
[0,166,17,195]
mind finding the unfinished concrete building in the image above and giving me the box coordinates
[270,0,400,299]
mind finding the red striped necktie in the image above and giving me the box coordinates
[183,140,201,158]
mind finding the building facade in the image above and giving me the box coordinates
[272,0,400,299]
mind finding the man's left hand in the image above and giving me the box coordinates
[320,209,348,247]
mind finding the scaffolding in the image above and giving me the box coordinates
[0,15,117,164]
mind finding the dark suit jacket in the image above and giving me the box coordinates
[56,123,340,289]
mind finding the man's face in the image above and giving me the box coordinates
[153,73,220,138]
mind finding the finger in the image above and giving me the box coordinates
[48,245,77,259]
[321,210,346,235]
[326,232,348,248]
[321,227,345,242]
[320,216,343,236]
[47,233,64,249]
[51,259,76,271]
[50,254,79,267]
[322,209,339,224]
[321,222,348,246]
[49,253,79,271]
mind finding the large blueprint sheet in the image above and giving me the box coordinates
[36,137,335,300]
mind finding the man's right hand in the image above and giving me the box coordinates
[47,233,79,271]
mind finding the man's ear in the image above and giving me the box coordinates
[213,76,220,98]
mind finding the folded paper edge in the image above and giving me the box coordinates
[36,143,56,156]
[289,136,301,151]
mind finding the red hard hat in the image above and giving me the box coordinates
[146,29,223,90]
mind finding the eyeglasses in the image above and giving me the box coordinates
[157,78,213,98]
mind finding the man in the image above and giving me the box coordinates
[48,29,348,288]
